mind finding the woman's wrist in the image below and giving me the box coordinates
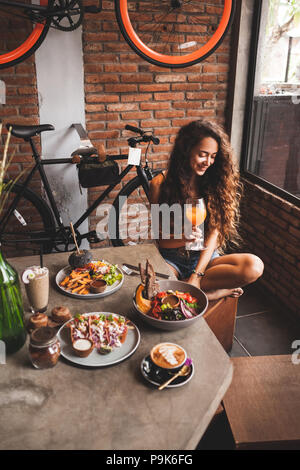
[191,269,205,278]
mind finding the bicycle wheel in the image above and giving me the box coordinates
[0,182,56,258]
[0,0,53,70]
[110,172,161,247]
[115,0,236,68]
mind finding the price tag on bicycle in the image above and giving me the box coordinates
[128,147,142,166]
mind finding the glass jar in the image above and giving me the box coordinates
[29,327,60,369]
[0,247,27,354]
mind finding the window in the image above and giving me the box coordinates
[242,0,300,203]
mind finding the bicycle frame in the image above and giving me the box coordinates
[0,1,64,17]
[0,0,102,17]
[0,136,152,248]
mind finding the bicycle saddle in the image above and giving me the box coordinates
[6,123,54,140]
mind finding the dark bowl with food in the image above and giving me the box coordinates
[133,279,208,331]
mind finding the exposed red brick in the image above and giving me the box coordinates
[241,179,300,318]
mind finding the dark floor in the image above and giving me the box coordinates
[197,281,300,450]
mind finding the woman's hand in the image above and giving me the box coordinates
[185,225,204,243]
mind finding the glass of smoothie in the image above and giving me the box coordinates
[22,266,49,313]
[184,197,207,250]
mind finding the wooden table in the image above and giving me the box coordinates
[0,244,233,450]
[223,355,300,450]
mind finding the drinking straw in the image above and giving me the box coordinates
[70,223,81,254]
[39,245,43,268]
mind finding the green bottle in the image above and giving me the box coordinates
[0,247,27,354]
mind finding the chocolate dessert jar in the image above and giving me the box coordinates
[29,327,60,369]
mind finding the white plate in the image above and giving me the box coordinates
[57,312,140,367]
[55,261,124,299]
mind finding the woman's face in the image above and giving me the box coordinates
[189,137,218,177]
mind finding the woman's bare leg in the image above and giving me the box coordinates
[200,253,264,301]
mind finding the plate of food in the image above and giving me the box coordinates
[57,312,140,367]
[56,260,124,299]
[133,260,208,331]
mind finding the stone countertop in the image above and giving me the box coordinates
[0,244,233,450]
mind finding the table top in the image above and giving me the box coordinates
[223,355,300,450]
[1,244,233,450]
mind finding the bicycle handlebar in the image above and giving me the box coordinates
[125,124,160,146]
[125,124,143,135]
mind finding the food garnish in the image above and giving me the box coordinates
[60,260,122,295]
[136,260,201,321]
[151,290,200,320]
[136,287,201,321]
[69,313,129,355]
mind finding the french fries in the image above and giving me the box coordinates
[59,261,119,295]
[60,268,98,295]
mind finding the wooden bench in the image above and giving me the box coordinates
[203,296,238,352]
[223,355,300,449]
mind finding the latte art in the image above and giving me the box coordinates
[158,344,180,366]
[151,342,186,370]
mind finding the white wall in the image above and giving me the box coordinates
[35,26,89,249]
[230,0,255,163]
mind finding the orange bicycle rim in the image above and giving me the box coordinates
[118,0,234,66]
[0,0,48,65]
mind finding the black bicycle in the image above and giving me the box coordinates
[0,0,235,70]
[0,122,162,258]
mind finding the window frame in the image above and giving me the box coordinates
[240,0,300,208]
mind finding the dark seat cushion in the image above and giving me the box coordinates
[6,123,54,140]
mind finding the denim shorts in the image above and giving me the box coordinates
[159,247,220,280]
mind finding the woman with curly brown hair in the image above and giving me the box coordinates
[149,119,264,301]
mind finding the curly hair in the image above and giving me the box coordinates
[158,119,243,251]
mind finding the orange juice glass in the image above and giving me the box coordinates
[185,198,206,250]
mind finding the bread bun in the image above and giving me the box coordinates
[28,313,48,330]
[68,249,93,268]
[51,306,72,324]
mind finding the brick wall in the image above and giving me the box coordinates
[240,179,300,317]
[82,1,232,245]
[0,57,41,195]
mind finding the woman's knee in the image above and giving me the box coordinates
[240,254,264,285]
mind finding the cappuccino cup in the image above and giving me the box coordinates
[150,342,187,371]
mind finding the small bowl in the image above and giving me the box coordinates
[90,279,107,294]
[72,339,94,358]
[161,293,180,308]
[133,279,208,331]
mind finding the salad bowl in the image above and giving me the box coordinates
[133,279,208,331]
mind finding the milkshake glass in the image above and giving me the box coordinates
[23,266,49,313]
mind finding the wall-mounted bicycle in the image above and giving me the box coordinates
[0,122,162,258]
[0,0,235,70]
